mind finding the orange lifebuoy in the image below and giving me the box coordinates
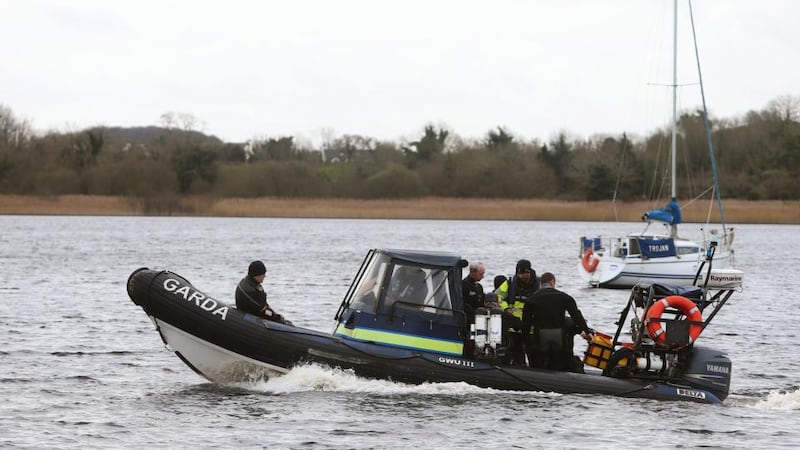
[645,295,704,348]
[581,248,599,272]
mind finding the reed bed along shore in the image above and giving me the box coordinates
[0,194,798,224]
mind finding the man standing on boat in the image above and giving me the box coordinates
[235,260,289,324]
[521,272,591,370]
[462,261,486,317]
[495,259,540,365]
[462,261,486,356]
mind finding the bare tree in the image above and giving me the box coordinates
[159,112,205,132]
[0,104,33,149]
[159,112,178,129]
[767,94,800,123]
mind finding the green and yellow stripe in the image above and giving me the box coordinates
[335,324,463,356]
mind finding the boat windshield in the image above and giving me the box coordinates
[382,264,452,316]
[345,251,456,322]
[349,252,391,312]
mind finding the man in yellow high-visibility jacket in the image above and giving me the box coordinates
[495,259,539,365]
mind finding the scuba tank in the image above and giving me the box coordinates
[471,307,504,358]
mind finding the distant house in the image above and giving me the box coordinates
[322,147,347,163]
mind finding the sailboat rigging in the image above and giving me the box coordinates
[578,0,737,288]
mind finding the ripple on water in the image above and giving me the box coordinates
[3,218,800,449]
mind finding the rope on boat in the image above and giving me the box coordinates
[336,338,424,361]
[490,365,548,392]
[612,383,656,398]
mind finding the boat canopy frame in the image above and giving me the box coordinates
[334,249,468,323]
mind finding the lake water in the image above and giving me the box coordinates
[2,216,800,449]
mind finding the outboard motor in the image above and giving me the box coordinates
[471,307,504,358]
[681,347,732,401]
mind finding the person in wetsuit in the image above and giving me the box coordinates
[521,272,592,370]
[462,261,486,318]
[235,260,288,324]
[462,261,487,356]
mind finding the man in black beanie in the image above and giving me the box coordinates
[235,260,288,324]
[495,258,540,365]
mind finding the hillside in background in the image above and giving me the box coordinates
[100,126,224,146]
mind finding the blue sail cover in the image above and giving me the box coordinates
[642,198,683,225]
[639,238,677,258]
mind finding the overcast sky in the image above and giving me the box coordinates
[2,0,798,145]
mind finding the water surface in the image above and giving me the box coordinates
[2,216,799,448]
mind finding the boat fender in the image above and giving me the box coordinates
[581,248,599,273]
[645,295,704,348]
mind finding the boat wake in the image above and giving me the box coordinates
[231,363,560,397]
[753,388,800,410]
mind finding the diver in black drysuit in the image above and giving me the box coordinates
[521,272,592,371]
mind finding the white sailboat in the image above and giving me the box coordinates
[578,0,736,288]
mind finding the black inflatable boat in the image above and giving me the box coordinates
[127,248,742,403]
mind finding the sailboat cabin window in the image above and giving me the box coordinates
[629,239,641,256]
[677,246,701,255]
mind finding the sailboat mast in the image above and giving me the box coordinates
[671,0,678,201]
[670,0,678,237]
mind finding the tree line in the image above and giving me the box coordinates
[1,96,799,210]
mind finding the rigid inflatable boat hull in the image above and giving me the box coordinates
[127,268,725,403]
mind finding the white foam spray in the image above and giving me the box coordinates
[754,388,800,410]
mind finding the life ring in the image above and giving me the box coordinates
[581,248,599,272]
[645,295,704,348]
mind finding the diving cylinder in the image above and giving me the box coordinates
[488,309,503,350]
[473,308,489,350]
[636,353,666,372]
